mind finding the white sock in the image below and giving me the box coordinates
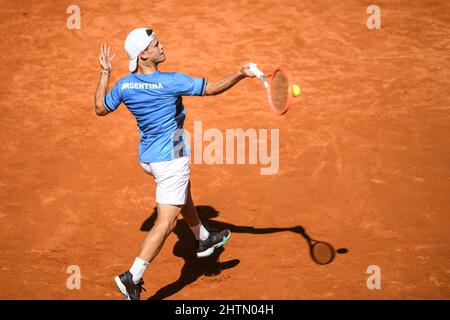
[189,222,210,241]
[129,257,149,284]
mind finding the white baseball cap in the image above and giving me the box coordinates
[124,28,156,72]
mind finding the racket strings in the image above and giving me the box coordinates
[270,71,289,112]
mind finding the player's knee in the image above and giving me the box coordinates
[167,217,178,233]
[155,217,177,235]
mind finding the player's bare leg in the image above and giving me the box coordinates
[181,184,231,258]
[180,183,201,227]
[114,203,181,300]
[138,203,183,262]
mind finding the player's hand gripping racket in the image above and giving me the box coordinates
[248,63,300,115]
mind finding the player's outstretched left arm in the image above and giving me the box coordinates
[204,63,255,96]
[94,43,117,116]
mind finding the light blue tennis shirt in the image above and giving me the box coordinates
[104,71,207,163]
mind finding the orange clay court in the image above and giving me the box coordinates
[0,0,449,300]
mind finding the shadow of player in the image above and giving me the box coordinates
[141,205,347,300]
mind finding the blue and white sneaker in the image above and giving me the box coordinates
[114,271,145,300]
[197,229,231,258]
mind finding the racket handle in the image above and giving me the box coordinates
[248,63,269,88]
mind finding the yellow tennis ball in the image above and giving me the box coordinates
[292,84,301,97]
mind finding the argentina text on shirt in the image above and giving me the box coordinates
[121,82,164,90]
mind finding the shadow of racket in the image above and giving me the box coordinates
[291,226,342,265]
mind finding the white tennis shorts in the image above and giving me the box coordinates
[140,156,190,205]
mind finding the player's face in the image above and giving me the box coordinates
[146,37,165,64]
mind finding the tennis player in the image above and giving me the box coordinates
[94,27,256,300]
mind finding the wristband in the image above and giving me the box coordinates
[101,69,111,76]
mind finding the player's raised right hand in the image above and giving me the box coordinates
[99,43,117,71]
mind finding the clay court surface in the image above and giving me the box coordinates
[1,0,449,299]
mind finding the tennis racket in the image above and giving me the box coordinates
[249,63,296,115]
